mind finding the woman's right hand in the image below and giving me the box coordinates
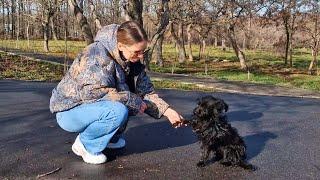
[139,101,147,114]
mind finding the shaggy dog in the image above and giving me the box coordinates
[185,95,255,170]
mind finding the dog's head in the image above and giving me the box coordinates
[192,96,229,120]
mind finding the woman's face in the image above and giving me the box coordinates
[118,41,148,63]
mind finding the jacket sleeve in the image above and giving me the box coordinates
[135,69,169,119]
[75,50,143,114]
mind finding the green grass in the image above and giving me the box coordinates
[0,39,86,59]
[152,44,320,91]
[0,40,319,91]
[0,52,64,81]
[152,79,215,91]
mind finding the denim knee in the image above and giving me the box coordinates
[111,101,128,124]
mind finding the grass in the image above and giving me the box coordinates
[0,40,319,91]
[151,44,320,91]
[152,79,215,92]
[0,52,64,81]
[0,39,86,60]
[0,52,214,91]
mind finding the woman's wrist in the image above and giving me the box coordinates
[163,107,172,117]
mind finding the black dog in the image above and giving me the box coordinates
[185,95,255,170]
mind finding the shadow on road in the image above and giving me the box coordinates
[104,120,197,161]
[228,111,263,122]
[244,131,277,160]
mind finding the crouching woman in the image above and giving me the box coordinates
[49,21,184,164]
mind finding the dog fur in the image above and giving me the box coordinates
[186,95,255,170]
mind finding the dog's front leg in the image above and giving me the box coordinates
[197,147,211,167]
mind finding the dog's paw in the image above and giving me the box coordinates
[197,161,206,167]
[239,162,257,171]
[247,164,258,171]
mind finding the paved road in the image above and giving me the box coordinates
[1,80,320,179]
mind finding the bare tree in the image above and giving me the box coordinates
[144,0,170,69]
[10,0,16,39]
[301,1,320,75]
[1,0,7,37]
[281,0,298,67]
[146,0,169,67]
[50,10,59,40]
[186,23,193,61]
[68,0,94,45]
[205,0,247,69]
[88,0,102,32]
[38,0,58,52]
[169,0,190,63]
[169,21,186,63]
[123,0,143,25]
[195,25,211,60]
[267,0,301,66]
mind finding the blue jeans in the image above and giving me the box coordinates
[56,100,129,154]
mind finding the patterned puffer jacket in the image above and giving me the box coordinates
[49,24,169,118]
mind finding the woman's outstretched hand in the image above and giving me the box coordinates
[163,108,186,128]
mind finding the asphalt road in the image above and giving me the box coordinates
[1,80,320,180]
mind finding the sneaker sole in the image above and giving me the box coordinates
[72,144,106,164]
[107,145,126,149]
[72,144,83,156]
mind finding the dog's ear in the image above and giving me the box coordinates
[223,101,229,112]
[196,98,200,104]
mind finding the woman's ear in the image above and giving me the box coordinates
[118,42,125,51]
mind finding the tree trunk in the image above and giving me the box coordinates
[170,22,186,63]
[26,19,30,49]
[284,28,290,65]
[11,0,16,39]
[89,0,102,32]
[18,0,23,38]
[245,15,252,50]
[112,0,120,23]
[155,34,164,67]
[199,35,206,60]
[309,14,319,75]
[289,35,293,67]
[242,31,246,50]
[43,22,49,52]
[222,38,226,51]
[68,0,94,45]
[186,24,193,62]
[6,2,9,38]
[16,0,20,48]
[143,0,169,70]
[50,16,58,40]
[283,9,296,67]
[214,37,218,47]
[309,48,317,75]
[227,24,247,69]
[178,22,186,56]
[2,0,5,37]
[123,0,143,26]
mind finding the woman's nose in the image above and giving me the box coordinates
[137,53,144,59]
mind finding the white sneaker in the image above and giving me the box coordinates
[72,135,107,164]
[107,138,126,149]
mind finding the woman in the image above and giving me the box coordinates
[49,21,185,164]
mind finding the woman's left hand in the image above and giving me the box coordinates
[163,108,186,128]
